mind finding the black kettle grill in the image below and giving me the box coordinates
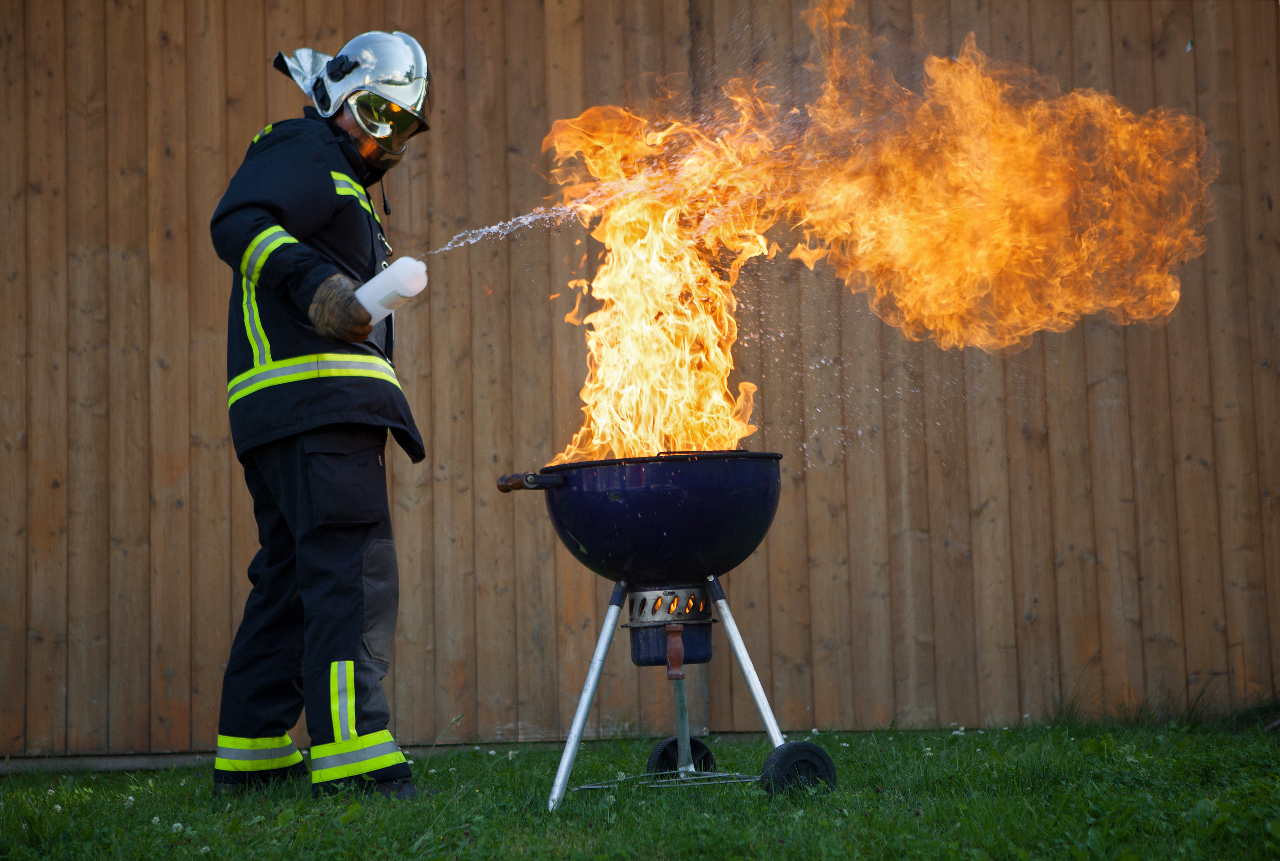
[499,451,837,809]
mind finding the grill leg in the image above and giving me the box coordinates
[548,581,627,812]
[707,575,786,749]
[673,678,694,772]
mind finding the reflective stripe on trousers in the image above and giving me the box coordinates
[227,353,401,407]
[214,733,303,773]
[310,730,406,784]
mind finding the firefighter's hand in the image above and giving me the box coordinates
[309,273,373,342]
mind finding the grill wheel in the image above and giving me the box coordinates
[759,741,837,794]
[645,736,717,775]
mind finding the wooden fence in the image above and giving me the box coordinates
[1,0,1277,756]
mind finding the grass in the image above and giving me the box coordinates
[2,716,1279,860]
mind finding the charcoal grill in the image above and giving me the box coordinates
[498,450,836,810]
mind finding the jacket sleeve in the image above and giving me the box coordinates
[210,130,344,316]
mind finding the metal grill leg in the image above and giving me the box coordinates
[673,678,694,772]
[707,575,786,749]
[548,581,627,812]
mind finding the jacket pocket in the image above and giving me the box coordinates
[304,427,388,525]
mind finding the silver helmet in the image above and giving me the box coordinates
[275,30,430,153]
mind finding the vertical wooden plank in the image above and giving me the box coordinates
[147,0,191,752]
[266,0,307,122]
[545,0,595,741]
[426,0,474,743]
[581,0,642,738]
[1074,0,1146,716]
[26,0,69,756]
[808,0,896,731]
[107,0,151,755]
[503,0,558,743]
[1234,0,1280,699]
[959,0,1019,728]
[623,0,664,108]
[1190,0,1268,709]
[1028,0,1102,718]
[1108,0,1189,714]
[226,0,266,647]
[344,0,377,39]
[869,0,938,728]
[383,0,434,750]
[751,0,813,733]
[467,0,515,743]
[0,0,27,756]
[65,0,110,754]
[789,0,853,732]
[188,0,231,751]
[688,0,735,733]
[964,348,1021,725]
[992,0,1062,723]
[661,0,692,103]
[1149,0,1229,713]
[920,0,980,731]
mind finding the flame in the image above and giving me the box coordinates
[684,596,695,614]
[669,596,679,614]
[543,0,1214,462]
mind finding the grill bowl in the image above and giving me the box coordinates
[539,451,782,589]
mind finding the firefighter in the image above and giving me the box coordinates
[209,31,430,800]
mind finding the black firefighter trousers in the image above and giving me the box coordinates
[214,423,411,789]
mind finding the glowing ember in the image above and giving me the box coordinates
[543,0,1215,464]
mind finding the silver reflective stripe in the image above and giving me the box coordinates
[227,358,396,401]
[217,743,298,762]
[242,228,286,283]
[335,661,352,742]
[310,740,401,773]
[243,284,270,365]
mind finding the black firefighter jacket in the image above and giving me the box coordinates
[211,106,425,463]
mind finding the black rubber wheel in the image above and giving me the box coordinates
[645,737,716,776]
[759,741,837,794]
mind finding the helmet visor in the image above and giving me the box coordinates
[348,90,426,154]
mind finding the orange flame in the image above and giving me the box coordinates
[544,0,1214,463]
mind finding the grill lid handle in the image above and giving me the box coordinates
[496,472,569,492]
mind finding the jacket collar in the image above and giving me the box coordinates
[303,106,388,187]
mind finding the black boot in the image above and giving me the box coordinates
[212,761,310,797]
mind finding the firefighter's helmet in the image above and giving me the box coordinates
[275,31,430,155]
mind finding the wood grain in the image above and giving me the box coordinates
[384,0,437,752]
[107,0,152,754]
[503,0,559,742]
[0,0,28,756]
[544,0,596,741]
[426,0,476,743]
[26,0,69,756]
[991,0,1062,722]
[1149,0,1230,713]
[1232,0,1280,700]
[186,0,231,752]
[65,0,110,754]
[871,0,939,729]
[467,0,516,743]
[147,0,192,752]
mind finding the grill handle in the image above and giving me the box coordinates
[496,472,568,492]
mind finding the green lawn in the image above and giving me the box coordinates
[3,717,1278,860]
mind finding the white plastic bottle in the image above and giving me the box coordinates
[354,256,428,325]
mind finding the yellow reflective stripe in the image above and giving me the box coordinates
[329,660,357,743]
[331,171,378,221]
[216,733,295,750]
[309,730,406,784]
[237,226,297,367]
[214,733,302,772]
[252,123,273,143]
[226,353,401,407]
